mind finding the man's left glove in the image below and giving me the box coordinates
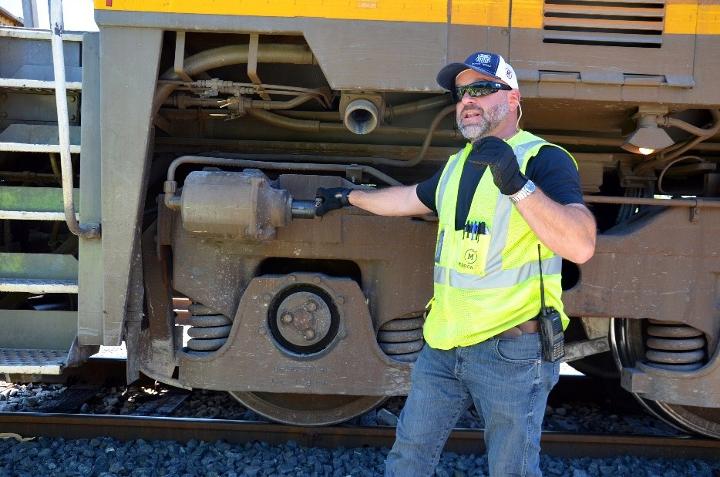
[315,187,352,216]
[467,136,527,196]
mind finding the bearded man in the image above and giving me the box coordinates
[315,51,596,477]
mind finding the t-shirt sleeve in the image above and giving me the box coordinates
[415,167,443,213]
[525,146,584,206]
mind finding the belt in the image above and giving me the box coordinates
[494,319,539,339]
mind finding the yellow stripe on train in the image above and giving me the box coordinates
[93,0,447,23]
[94,0,720,34]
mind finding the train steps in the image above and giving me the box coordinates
[0,26,86,375]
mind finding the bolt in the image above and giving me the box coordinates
[306,300,318,312]
[337,296,345,305]
[281,312,293,324]
[304,329,316,340]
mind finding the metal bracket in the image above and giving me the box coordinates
[690,199,700,223]
[248,34,270,101]
[562,337,610,363]
[174,31,192,82]
[345,165,363,184]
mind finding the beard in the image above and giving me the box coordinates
[457,102,511,142]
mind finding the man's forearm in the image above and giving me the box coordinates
[348,185,432,217]
[514,188,596,264]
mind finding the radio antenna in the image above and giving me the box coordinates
[538,244,547,315]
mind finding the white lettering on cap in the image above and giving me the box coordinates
[475,53,492,65]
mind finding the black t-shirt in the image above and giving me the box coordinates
[416,145,584,231]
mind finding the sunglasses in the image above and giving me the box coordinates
[453,81,513,102]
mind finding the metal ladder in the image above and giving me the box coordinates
[0,23,84,375]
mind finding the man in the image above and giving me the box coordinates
[315,51,596,476]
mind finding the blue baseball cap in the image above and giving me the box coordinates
[437,51,519,91]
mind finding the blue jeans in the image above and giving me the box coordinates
[385,333,560,477]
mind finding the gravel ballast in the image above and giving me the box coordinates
[1,436,719,477]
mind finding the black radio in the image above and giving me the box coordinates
[535,244,565,362]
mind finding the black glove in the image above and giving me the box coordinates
[315,187,352,216]
[467,136,527,196]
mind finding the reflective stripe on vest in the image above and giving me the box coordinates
[434,255,561,288]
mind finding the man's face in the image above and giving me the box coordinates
[455,69,514,142]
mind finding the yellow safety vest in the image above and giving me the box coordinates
[424,130,573,350]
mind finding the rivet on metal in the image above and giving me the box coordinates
[305,300,318,312]
[336,296,345,305]
[281,312,294,324]
[304,329,316,340]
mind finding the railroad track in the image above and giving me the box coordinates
[1,412,718,460]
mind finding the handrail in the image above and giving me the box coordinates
[49,0,100,239]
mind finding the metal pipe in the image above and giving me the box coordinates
[661,109,720,160]
[276,96,451,122]
[153,44,317,117]
[248,105,456,167]
[167,94,316,111]
[49,0,100,239]
[510,133,720,151]
[247,108,461,141]
[291,200,318,219]
[583,195,720,208]
[277,110,342,121]
[343,99,379,135]
[163,156,402,210]
[250,94,315,111]
[386,96,452,119]
[661,114,720,138]
[247,108,324,133]
[400,104,456,168]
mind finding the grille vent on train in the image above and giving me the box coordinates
[543,0,665,48]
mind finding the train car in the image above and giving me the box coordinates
[0,0,719,436]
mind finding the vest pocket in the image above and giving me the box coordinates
[454,233,490,275]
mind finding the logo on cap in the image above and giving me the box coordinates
[506,68,513,79]
[474,53,492,65]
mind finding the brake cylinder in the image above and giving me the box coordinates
[179,169,292,240]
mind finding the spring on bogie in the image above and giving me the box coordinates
[185,303,232,355]
[377,315,425,363]
[644,319,707,371]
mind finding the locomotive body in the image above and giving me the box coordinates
[1,0,719,434]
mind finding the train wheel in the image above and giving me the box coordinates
[228,391,386,426]
[610,318,720,438]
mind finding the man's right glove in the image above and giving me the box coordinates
[315,187,352,216]
[467,136,527,196]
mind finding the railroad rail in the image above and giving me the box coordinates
[1,412,718,460]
